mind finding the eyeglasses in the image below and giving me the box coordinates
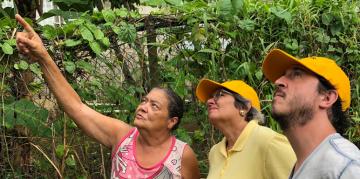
[210,89,234,101]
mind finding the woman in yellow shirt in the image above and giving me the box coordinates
[196,79,296,179]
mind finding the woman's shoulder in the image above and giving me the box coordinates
[253,124,288,145]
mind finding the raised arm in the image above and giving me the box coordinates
[15,14,132,148]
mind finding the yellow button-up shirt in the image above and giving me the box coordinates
[207,120,296,179]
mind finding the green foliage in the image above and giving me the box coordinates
[1,43,12,54]
[102,9,116,23]
[65,39,82,47]
[42,25,58,40]
[117,22,137,43]
[0,0,359,177]
[55,144,65,158]
[2,99,50,137]
[14,60,29,70]
[29,63,42,76]
[80,25,94,42]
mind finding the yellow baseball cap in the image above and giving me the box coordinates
[262,48,350,111]
[196,79,261,111]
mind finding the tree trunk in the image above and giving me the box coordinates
[113,47,136,86]
[14,0,39,20]
[145,16,160,89]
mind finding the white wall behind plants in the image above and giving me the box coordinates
[1,0,58,26]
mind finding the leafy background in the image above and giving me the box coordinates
[0,0,359,178]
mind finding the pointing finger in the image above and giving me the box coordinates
[15,14,35,37]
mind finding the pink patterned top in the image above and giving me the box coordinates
[111,128,187,179]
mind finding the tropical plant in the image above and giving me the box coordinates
[0,0,359,177]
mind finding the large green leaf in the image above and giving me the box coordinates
[129,11,140,19]
[1,42,13,54]
[19,60,29,70]
[231,0,244,14]
[64,39,82,47]
[217,0,234,16]
[101,37,110,47]
[55,144,65,158]
[63,61,76,74]
[2,99,50,137]
[118,22,137,43]
[322,13,333,26]
[114,8,128,18]
[62,23,78,35]
[29,63,42,76]
[284,38,299,51]
[0,12,12,28]
[4,39,16,46]
[89,41,102,55]
[14,60,29,70]
[42,25,58,40]
[80,26,94,42]
[37,9,82,22]
[112,25,121,34]
[270,6,292,24]
[102,9,116,23]
[93,29,105,40]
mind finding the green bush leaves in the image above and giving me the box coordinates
[2,99,50,137]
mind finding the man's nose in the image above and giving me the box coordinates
[274,75,287,89]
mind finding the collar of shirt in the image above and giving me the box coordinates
[219,120,259,157]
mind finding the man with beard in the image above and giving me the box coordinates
[262,49,360,179]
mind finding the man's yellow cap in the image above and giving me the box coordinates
[262,49,350,111]
[196,79,261,111]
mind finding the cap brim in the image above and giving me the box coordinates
[196,79,224,102]
[262,49,305,82]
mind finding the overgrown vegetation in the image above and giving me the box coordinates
[0,0,359,178]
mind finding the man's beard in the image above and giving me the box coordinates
[271,97,315,131]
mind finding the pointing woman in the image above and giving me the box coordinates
[15,14,200,179]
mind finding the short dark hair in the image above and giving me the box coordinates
[317,76,349,134]
[155,87,184,131]
[224,89,264,123]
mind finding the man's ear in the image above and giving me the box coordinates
[168,117,179,130]
[319,90,338,110]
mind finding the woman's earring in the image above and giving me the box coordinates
[240,110,246,117]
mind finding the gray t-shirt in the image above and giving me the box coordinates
[290,133,360,179]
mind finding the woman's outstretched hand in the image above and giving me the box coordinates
[15,14,49,62]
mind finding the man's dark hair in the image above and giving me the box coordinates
[155,87,184,131]
[317,76,349,134]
